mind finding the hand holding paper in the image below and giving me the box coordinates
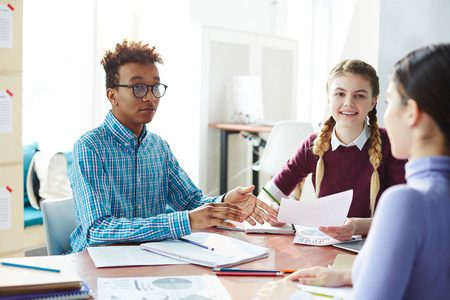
[277,190,353,228]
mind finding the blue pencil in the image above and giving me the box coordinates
[179,237,215,251]
[1,262,60,273]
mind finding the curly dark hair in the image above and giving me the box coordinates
[101,39,163,89]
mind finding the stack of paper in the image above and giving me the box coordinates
[140,232,269,268]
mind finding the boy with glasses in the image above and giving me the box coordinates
[68,39,274,253]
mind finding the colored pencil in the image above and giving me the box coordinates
[261,186,280,205]
[214,271,284,276]
[1,262,60,273]
[212,268,297,273]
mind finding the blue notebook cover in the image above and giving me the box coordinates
[0,281,93,300]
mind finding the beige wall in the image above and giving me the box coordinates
[0,0,24,257]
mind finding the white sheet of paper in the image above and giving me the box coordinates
[0,4,13,48]
[278,189,353,228]
[0,187,11,231]
[0,91,12,134]
[297,283,354,300]
[97,276,232,300]
[87,246,188,268]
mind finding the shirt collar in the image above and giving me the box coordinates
[104,110,147,147]
[331,122,370,151]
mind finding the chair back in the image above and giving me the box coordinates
[299,174,316,201]
[41,197,76,255]
[254,121,314,177]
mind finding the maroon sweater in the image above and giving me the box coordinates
[273,128,407,218]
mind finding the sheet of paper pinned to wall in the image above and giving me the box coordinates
[278,189,353,228]
[0,90,12,134]
[0,4,13,49]
[0,187,12,231]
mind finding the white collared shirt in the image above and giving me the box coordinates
[331,122,370,151]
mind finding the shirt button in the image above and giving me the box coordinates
[138,205,142,210]
[137,178,141,183]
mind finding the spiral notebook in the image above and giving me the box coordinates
[140,232,269,268]
[0,281,93,300]
[0,256,83,297]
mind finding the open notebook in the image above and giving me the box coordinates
[218,220,295,235]
[140,232,269,268]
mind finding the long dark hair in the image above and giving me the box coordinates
[390,44,450,144]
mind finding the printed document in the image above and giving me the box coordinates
[97,276,232,300]
[293,225,361,246]
[278,189,353,228]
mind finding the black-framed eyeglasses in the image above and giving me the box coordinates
[114,83,168,98]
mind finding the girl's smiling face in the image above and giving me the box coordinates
[328,73,377,138]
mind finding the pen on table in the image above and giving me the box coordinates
[179,237,214,251]
[309,292,334,299]
[260,185,280,205]
[214,271,284,276]
[212,268,297,273]
[1,262,60,273]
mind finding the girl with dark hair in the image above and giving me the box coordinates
[258,44,450,300]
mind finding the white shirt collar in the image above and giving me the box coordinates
[331,122,370,151]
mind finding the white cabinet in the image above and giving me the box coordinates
[198,26,298,194]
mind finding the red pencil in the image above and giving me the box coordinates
[214,272,284,276]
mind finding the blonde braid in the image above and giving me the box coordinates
[367,106,382,216]
[312,116,336,198]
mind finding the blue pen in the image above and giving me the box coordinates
[1,262,60,273]
[179,237,215,251]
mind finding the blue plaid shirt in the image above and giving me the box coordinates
[68,111,220,253]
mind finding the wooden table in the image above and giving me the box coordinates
[208,123,273,194]
[65,227,354,299]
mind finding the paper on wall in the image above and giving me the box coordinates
[0,187,12,231]
[0,90,12,134]
[278,189,353,228]
[0,4,13,49]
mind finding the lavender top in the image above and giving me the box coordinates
[352,156,450,299]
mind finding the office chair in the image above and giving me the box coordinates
[299,174,316,201]
[41,197,76,255]
[253,121,314,199]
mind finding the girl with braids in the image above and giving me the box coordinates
[258,43,450,300]
[262,59,407,241]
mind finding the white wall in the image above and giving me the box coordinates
[189,0,288,36]
[22,0,286,188]
[377,0,450,127]
[26,0,436,190]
